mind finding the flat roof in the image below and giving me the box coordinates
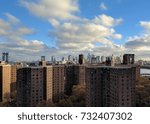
[86,64,138,69]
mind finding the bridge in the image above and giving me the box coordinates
[141,65,150,69]
[141,73,150,76]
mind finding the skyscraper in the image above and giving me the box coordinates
[91,55,97,64]
[106,57,111,66]
[41,56,46,61]
[101,56,105,63]
[123,54,135,65]
[79,54,84,65]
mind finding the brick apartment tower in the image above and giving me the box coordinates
[43,66,53,102]
[17,65,65,106]
[52,65,65,103]
[86,65,137,107]
[65,64,86,95]
[11,65,17,96]
[74,65,86,85]
[0,62,11,103]
[17,67,44,106]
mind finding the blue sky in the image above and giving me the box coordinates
[0,0,150,61]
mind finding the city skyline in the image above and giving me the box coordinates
[1,53,142,107]
[0,0,150,61]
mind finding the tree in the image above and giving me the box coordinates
[136,76,150,107]
[37,100,56,107]
[57,84,86,107]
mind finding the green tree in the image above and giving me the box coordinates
[57,85,86,107]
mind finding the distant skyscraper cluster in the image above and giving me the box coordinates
[0,53,140,107]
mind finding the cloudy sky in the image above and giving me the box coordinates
[0,0,150,61]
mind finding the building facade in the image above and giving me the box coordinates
[65,64,75,95]
[11,65,17,95]
[0,62,11,103]
[64,64,86,96]
[86,65,138,107]
[17,67,44,107]
[79,54,84,65]
[74,65,86,86]
[17,64,66,106]
[123,54,135,65]
[52,65,65,103]
[43,66,53,102]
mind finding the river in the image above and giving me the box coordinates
[140,68,150,74]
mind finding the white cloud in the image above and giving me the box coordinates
[51,14,122,53]
[5,13,20,24]
[111,33,122,39]
[140,21,150,27]
[20,0,79,21]
[15,27,35,36]
[1,1,128,61]
[100,3,108,10]
[126,21,150,50]
[19,0,124,59]
[0,13,55,61]
[93,44,125,56]
[126,35,150,50]
[0,13,34,38]
[0,19,10,35]
[125,21,150,60]
[48,19,60,27]
[140,21,150,32]
[93,14,123,27]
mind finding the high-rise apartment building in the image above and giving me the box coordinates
[0,61,11,103]
[17,67,44,107]
[86,65,138,107]
[39,61,47,67]
[38,56,46,67]
[52,65,65,103]
[11,65,17,95]
[64,64,86,96]
[17,64,65,106]
[65,64,75,95]
[43,66,53,102]
[74,65,86,86]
